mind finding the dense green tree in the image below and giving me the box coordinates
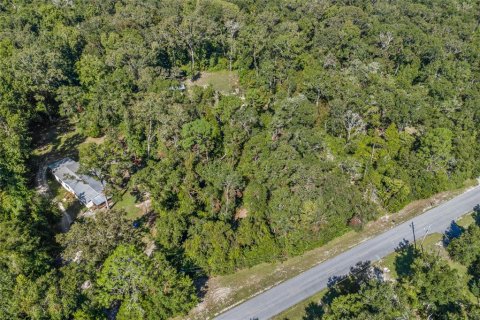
[184,219,238,274]
[404,252,467,318]
[318,249,473,320]
[96,245,197,320]
[448,224,480,266]
[181,118,220,161]
[56,210,141,266]
[323,282,412,320]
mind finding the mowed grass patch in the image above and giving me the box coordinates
[113,190,143,220]
[32,120,86,160]
[185,70,239,94]
[457,212,475,228]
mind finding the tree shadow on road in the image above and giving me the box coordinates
[443,220,464,246]
[474,204,480,226]
[323,261,381,305]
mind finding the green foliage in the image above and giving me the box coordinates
[317,249,472,320]
[96,245,197,320]
[2,0,480,317]
[79,137,131,204]
[323,282,412,320]
[405,252,466,318]
[181,118,220,160]
[184,219,238,274]
[56,210,140,266]
[448,224,480,266]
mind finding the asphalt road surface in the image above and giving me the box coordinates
[215,185,480,320]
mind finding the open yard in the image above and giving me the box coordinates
[112,190,144,220]
[185,70,240,94]
[31,119,85,162]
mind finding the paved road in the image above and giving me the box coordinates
[215,185,480,320]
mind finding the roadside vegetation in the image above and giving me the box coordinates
[1,0,480,319]
[277,213,480,319]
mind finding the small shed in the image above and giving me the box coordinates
[48,158,108,208]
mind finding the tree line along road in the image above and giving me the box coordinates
[215,185,480,320]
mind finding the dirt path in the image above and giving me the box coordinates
[57,202,73,233]
[35,160,51,197]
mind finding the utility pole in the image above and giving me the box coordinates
[410,222,417,250]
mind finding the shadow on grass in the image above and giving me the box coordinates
[47,171,84,232]
[55,132,85,160]
[303,302,324,320]
[47,171,62,196]
[394,239,417,278]
[34,119,86,159]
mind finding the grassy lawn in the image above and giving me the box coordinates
[273,290,327,320]
[185,70,239,94]
[188,180,478,319]
[112,190,143,220]
[32,120,85,161]
[457,212,475,228]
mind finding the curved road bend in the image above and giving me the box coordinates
[215,185,480,320]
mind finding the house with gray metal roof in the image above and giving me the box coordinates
[48,158,108,208]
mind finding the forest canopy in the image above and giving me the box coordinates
[1,0,480,318]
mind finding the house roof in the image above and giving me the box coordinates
[48,158,107,206]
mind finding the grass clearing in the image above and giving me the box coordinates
[185,70,239,94]
[32,119,85,161]
[113,190,143,220]
[188,180,478,319]
[457,212,475,228]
